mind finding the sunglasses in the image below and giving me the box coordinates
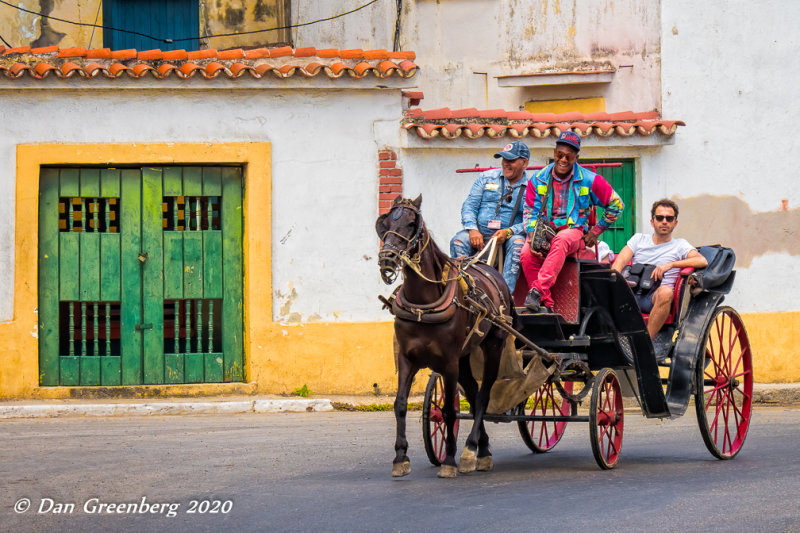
[654,215,676,222]
[504,186,514,203]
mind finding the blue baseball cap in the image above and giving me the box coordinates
[556,130,581,152]
[493,141,530,160]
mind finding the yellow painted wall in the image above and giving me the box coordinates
[742,311,800,383]
[0,0,101,50]
[525,97,606,114]
[0,143,406,399]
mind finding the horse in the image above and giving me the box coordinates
[375,195,514,478]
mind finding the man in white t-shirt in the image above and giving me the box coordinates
[611,199,708,338]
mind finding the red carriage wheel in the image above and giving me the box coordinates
[589,368,624,469]
[422,373,460,466]
[518,380,572,453]
[694,306,753,460]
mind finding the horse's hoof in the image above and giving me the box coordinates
[392,461,411,477]
[477,456,493,471]
[438,465,457,478]
[458,448,477,473]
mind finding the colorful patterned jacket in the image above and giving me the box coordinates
[523,163,624,235]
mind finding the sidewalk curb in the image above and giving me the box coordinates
[0,399,333,419]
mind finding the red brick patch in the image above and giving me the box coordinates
[378,149,402,214]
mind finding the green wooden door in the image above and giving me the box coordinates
[38,167,243,386]
[583,159,636,253]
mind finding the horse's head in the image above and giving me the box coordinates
[375,194,423,284]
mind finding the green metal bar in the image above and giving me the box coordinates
[68,198,74,230]
[196,299,201,353]
[93,198,99,232]
[106,302,111,356]
[208,300,213,353]
[104,198,110,231]
[185,299,191,353]
[195,197,201,232]
[93,303,99,356]
[174,301,180,353]
[81,302,87,356]
[206,197,212,230]
[69,302,75,357]
[173,197,178,231]
[184,196,190,232]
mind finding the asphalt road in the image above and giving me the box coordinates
[2,407,799,532]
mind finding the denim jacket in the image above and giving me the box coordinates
[461,168,529,236]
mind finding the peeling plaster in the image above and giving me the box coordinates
[674,195,800,268]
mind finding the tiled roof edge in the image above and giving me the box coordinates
[0,46,418,81]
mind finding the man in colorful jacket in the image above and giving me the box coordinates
[521,131,624,312]
[451,141,530,290]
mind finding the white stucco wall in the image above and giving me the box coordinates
[655,0,800,313]
[0,84,406,323]
[294,0,662,112]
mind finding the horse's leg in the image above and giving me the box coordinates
[392,355,417,477]
[438,364,460,478]
[460,334,504,473]
[456,354,487,474]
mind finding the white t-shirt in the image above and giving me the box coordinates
[626,234,696,288]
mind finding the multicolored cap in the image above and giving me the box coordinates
[493,141,530,160]
[556,131,581,152]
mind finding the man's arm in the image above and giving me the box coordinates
[651,249,708,281]
[522,172,545,234]
[587,173,624,239]
[461,175,488,248]
[611,246,634,273]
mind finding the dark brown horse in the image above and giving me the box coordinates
[376,195,514,478]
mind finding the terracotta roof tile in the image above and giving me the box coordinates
[4,46,31,54]
[340,49,364,60]
[268,46,293,58]
[32,45,59,54]
[0,46,418,82]
[86,48,112,59]
[217,48,244,60]
[163,49,188,61]
[137,49,162,60]
[59,47,87,58]
[402,109,685,141]
[111,49,137,60]
[293,47,316,58]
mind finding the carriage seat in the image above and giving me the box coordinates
[642,267,695,326]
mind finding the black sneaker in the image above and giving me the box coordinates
[524,288,543,312]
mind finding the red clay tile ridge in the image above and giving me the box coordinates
[402,109,685,140]
[0,46,418,81]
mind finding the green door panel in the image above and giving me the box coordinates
[583,159,636,253]
[39,166,244,386]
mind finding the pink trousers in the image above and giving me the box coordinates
[520,228,585,307]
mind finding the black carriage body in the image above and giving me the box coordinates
[514,252,735,420]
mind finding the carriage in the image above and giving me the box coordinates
[377,195,751,477]
[420,244,752,470]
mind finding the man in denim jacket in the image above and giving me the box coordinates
[450,141,530,290]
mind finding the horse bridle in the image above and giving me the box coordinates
[378,201,429,284]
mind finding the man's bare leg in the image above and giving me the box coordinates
[647,286,674,338]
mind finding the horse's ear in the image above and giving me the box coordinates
[375,212,390,237]
[393,195,403,205]
[412,194,422,209]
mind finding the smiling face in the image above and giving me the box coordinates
[553,144,578,177]
[501,157,528,182]
[650,205,678,238]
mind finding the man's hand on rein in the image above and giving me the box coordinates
[583,230,599,248]
[469,229,484,249]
